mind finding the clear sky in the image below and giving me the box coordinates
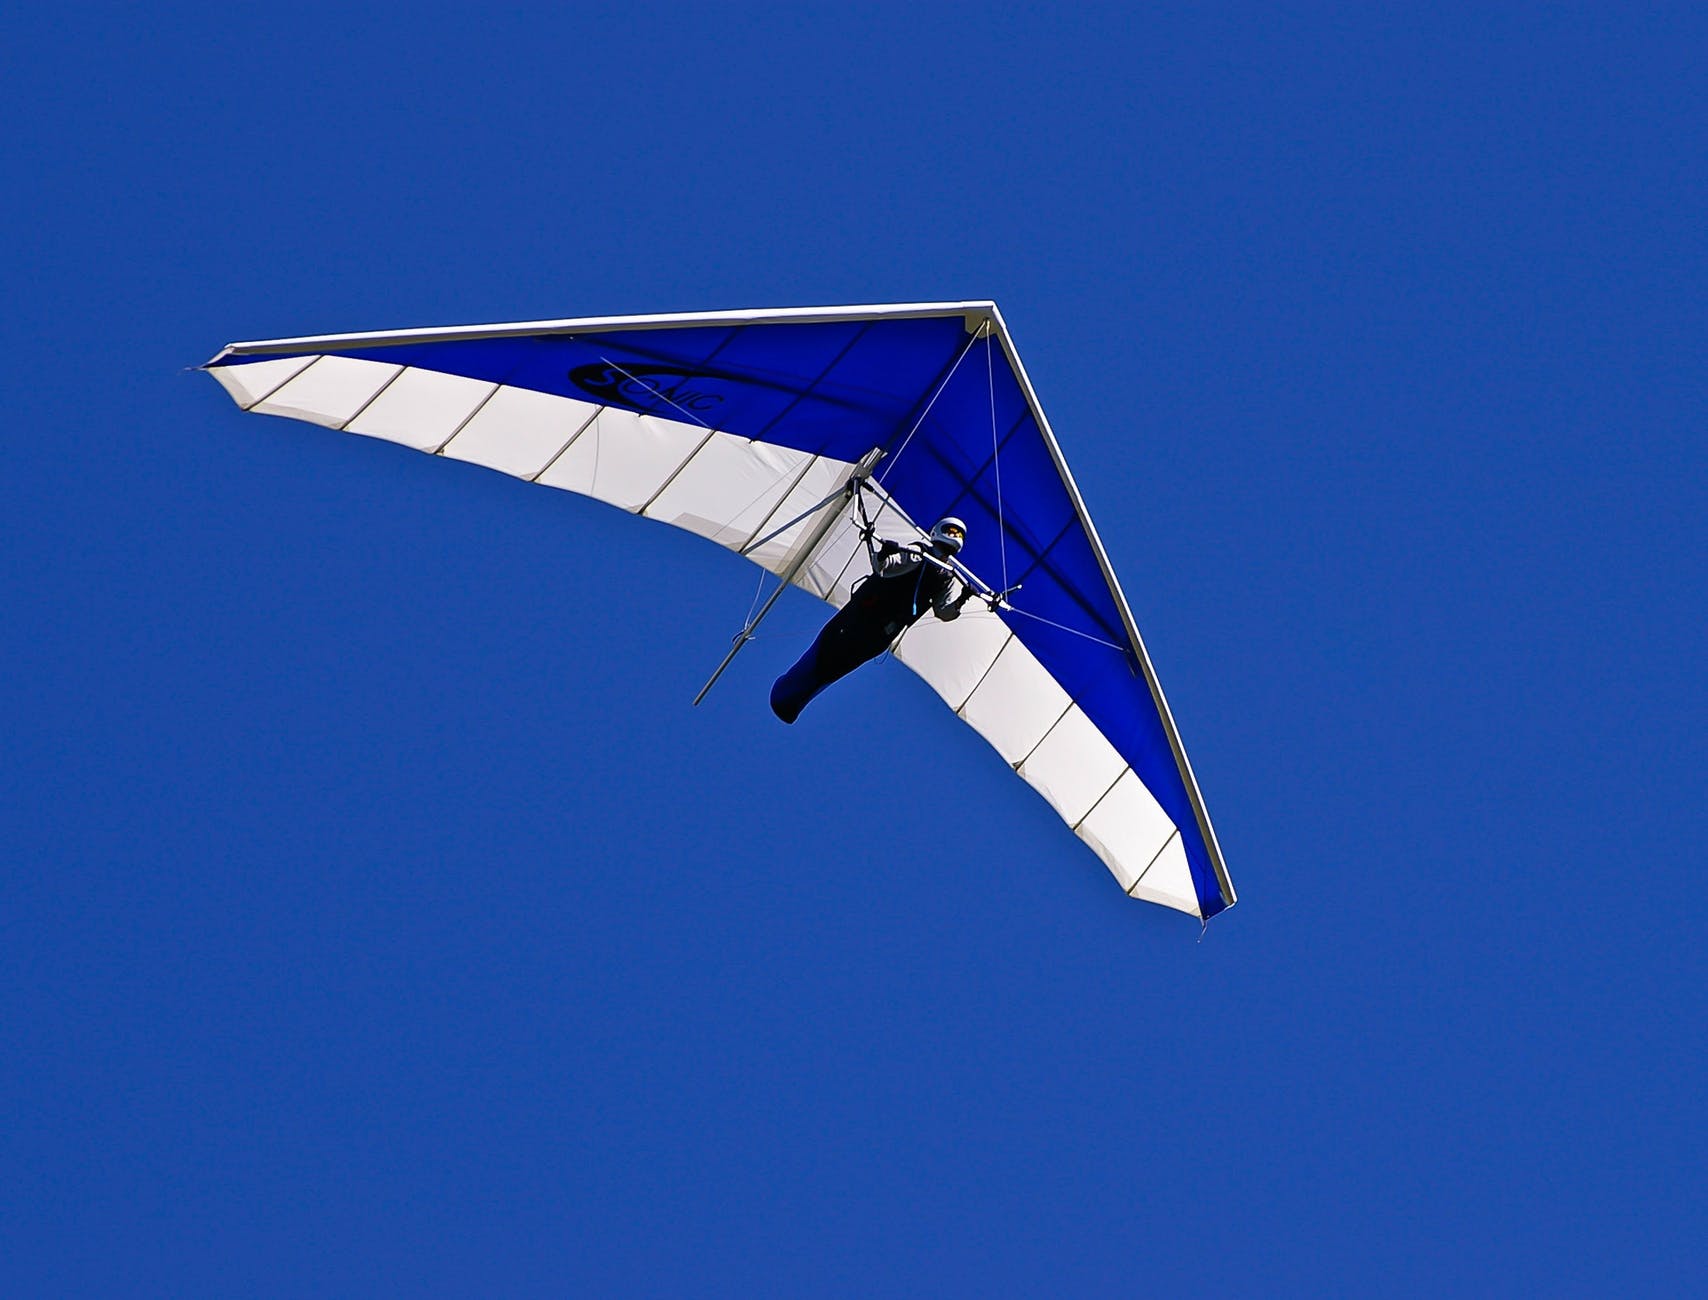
[4,4,1703,1295]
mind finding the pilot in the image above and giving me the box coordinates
[771,517,973,724]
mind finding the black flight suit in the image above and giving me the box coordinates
[771,540,971,723]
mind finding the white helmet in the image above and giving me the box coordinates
[929,517,967,554]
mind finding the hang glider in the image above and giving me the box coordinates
[203,302,1234,920]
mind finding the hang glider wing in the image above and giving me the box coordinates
[204,302,1234,920]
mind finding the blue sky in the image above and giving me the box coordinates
[4,4,1703,1294]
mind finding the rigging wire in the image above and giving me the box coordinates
[876,328,982,487]
[987,326,1009,594]
[597,358,716,431]
[1001,605,1130,652]
[743,562,770,627]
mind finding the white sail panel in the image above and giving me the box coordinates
[793,511,865,603]
[1017,705,1127,827]
[211,355,315,409]
[742,456,856,577]
[1127,833,1198,915]
[958,636,1073,765]
[253,356,402,429]
[537,407,709,512]
[347,368,498,451]
[443,385,601,479]
[644,433,813,548]
[893,610,1011,710]
[1075,770,1180,896]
